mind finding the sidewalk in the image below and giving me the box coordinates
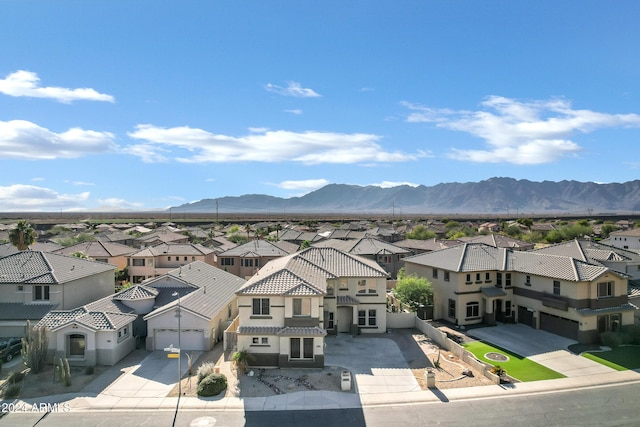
[7,367,640,412]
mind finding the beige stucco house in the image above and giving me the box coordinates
[126,243,216,283]
[404,243,637,344]
[230,247,389,368]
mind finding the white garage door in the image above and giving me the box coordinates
[154,328,205,351]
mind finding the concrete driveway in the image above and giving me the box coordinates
[324,334,421,395]
[466,323,615,377]
[99,350,199,399]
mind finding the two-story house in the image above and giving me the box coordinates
[601,228,640,251]
[312,237,411,279]
[0,251,116,338]
[216,239,298,279]
[53,240,135,269]
[233,247,389,368]
[126,243,216,283]
[403,243,636,344]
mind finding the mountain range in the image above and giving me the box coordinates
[172,178,640,215]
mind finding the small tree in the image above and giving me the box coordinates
[394,275,433,311]
[232,349,253,375]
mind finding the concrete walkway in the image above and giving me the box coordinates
[466,323,616,377]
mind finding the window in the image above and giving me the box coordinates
[252,337,269,345]
[132,258,145,266]
[505,301,512,317]
[357,279,375,294]
[34,285,50,301]
[475,273,481,283]
[326,312,335,329]
[358,310,366,326]
[466,302,480,318]
[68,334,85,357]
[290,337,313,359]
[117,326,129,342]
[327,282,334,295]
[598,313,621,333]
[485,272,491,282]
[448,299,456,318]
[220,258,234,266]
[368,309,377,326]
[597,281,614,298]
[505,273,512,287]
[293,298,311,317]
[496,272,502,288]
[242,258,255,267]
[553,281,561,295]
[192,256,196,262]
[444,271,450,282]
[168,256,171,261]
[252,298,270,316]
[433,268,438,279]
[339,279,348,290]
[465,274,472,284]
[525,275,531,286]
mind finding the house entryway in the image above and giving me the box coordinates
[337,307,352,333]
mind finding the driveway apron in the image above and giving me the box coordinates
[324,334,421,394]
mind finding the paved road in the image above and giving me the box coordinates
[4,382,639,426]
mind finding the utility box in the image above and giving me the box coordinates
[425,368,436,388]
[341,370,351,391]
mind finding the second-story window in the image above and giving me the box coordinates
[553,280,561,295]
[357,279,376,294]
[252,298,270,316]
[433,268,438,279]
[33,285,50,301]
[293,298,311,316]
[444,271,450,282]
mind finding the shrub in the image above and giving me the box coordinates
[84,365,95,375]
[490,365,506,376]
[196,362,218,384]
[232,349,253,375]
[197,373,227,397]
[599,331,622,348]
[620,325,640,345]
[2,382,21,399]
[7,371,25,383]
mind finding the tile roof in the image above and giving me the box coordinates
[114,284,159,300]
[337,295,360,305]
[129,243,213,258]
[218,239,295,257]
[144,261,246,320]
[53,240,135,258]
[0,303,57,321]
[237,247,388,296]
[0,251,115,284]
[312,237,411,256]
[238,326,282,335]
[576,303,638,316]
[277,326,327,336]
[405,243,615,282]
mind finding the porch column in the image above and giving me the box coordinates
[483,297,496,326]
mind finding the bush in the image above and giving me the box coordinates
[599,331,622,348]
[84,365,95,375]
[196,362,218,384]
[7,371,25,383]
[2,382,21,399]
[197,373,227,397]
[620,324,640,345]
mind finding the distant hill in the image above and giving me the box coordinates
[172,178,640,215]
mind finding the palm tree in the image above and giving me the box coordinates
[9,220,38,250]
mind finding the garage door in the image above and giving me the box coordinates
[540,312,578,340]
[517,306,535,327]
[154,329,205,351]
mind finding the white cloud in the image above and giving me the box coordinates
[276,179,330,192]
[96,198,144,210]
[370,181,420,188]
[265,81,321,98]
[0,184,89,211]
[0,70,114,103]
[127,125,424,165]
[403,96,640,165]
[0,120,116,160]
[284,109,303,115]
[64,180,95,186]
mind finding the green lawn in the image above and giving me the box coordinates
[583,346,640,371]
[463,341,565,382]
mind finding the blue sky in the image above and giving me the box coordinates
[1,1,639,212]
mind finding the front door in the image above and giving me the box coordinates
[337,307,352,333]
[495,300,504,323]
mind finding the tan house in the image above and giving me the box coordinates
[126,243,215,283]
[231,247,389,368]
[0,251,116,338]
[216,239,298,279]
[403,243,636,344]
[53,240,135,269]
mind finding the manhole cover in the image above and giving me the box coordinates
[485,352,509,362]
